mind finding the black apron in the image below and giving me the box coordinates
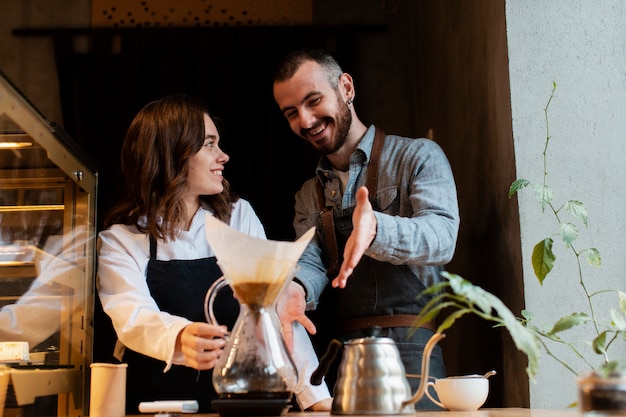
[309,128,446,410]
[123,236,239,414]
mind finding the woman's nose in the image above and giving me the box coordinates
[219,149,230,163]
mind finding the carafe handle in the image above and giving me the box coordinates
[204,276,228,325]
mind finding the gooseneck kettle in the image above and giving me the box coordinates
[311,327,446,415]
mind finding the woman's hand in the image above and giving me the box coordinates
[177,322,228,370]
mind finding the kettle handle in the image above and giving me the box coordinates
[402,332,447,408]
[310,339,343,385]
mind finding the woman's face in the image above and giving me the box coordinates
[185,114,230,199]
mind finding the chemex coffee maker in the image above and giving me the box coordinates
[204,215,314,416]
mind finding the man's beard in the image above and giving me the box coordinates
[316,96,352,156]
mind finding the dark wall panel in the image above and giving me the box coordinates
[53,27,369,240]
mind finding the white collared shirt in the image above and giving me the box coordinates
[97,199,330,408]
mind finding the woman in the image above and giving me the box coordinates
[96,94,331,413]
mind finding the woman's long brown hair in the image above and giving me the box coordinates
[103,94,238,240]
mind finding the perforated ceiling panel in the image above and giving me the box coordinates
[91,0,312,27]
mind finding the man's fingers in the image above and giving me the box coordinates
[295,313,316,335]
[355,185,369,204]
[332,264,353,288]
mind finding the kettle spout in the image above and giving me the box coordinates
[402,332,446,408]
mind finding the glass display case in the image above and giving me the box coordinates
[0,71,97,417]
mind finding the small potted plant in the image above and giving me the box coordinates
[416,83,626,414]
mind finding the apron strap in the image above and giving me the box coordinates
[149,235,157,260]
[365,127,386,197]
[316,127,386,277]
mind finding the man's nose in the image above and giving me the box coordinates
[298,108,316,129]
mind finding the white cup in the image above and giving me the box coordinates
[425,376,489,411]
[89,363,127,417]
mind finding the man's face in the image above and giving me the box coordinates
[273,61,351,155]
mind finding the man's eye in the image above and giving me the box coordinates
[310,97,321,106]
[285,110,297,119]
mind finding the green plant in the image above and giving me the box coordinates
[416,82,626,380]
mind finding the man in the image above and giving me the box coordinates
[273,49,459,409]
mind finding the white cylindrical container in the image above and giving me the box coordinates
[89,363,127,417]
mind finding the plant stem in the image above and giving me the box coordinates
[541,82,605,364]
[539,338,580,376]
[533,327,595,371]
[542,83,556,191]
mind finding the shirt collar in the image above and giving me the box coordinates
[315,124,377,183]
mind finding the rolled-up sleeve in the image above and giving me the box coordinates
[368,139,459,266]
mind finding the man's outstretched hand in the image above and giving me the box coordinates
[332,186,377,288]
[278,186,377,347]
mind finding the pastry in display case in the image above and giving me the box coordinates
[0,71,97,416]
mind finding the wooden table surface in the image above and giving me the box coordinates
[129,408,581,417]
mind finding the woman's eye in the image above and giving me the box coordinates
[204,140,215,148]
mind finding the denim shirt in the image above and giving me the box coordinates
[293,124,460,309]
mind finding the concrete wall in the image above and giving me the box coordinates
[506,0,626,409]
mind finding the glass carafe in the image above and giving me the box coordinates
[205,266,298,400]
[202,214,315,415]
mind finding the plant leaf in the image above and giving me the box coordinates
[447,276,495,314]
[532,238,555,285]
[438,309,473,333]
[591,331,608,354]
[565,200,589,227]
[509,179,530,198]
[412,299,457,329]
[416,281,449,297]
[610,308,626,331]
[599,361,620,377]
[584,248,601,267]
[534,184,553,211]
[521,309,534,322]
[559,222,578,247]
[618,291,626,314]
[548,312,591,334]
[442,272,542,378]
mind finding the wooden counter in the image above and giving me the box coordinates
[130,408,581,417]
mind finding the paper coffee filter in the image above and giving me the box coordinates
[204,214,315,283]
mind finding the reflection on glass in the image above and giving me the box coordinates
[0,71,96,417]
